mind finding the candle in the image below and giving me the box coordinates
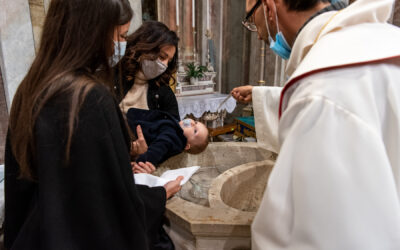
[176,0,179,27]
[192,0,195,28]
[206,0,210,30]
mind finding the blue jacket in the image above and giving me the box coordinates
[126,108,187,165]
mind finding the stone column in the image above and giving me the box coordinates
[43,0,143,34]
[0,71,8,164]
[43,0,50,13]
[183,1,194,61]
[128,0,143,34]
[0,0,36,109]
[168,0,177,32]
[29,0,46,51]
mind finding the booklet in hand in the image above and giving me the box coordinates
[134,166,200,187]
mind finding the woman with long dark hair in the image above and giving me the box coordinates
[117,21,180,120]
[4,0,182,249]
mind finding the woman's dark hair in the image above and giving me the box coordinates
[9,0,133,180]
[122,21,179,87]
[284,0,330,11]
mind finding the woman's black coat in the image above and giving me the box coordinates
[4,85,166,250]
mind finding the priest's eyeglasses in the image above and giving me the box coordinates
[242,0,262,32]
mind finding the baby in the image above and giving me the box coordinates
[126,108,209,168]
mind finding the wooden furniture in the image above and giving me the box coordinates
[234,116,256,138]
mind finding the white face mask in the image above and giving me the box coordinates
[110,40,127,67]
[141,59,168,80]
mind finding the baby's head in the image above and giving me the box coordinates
[179,119,209,154]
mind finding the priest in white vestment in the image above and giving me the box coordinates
[233,0,400,249]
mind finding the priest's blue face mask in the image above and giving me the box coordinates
[262,2,292,60]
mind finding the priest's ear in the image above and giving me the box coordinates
[264,0,275,22]
[184,144,191,151]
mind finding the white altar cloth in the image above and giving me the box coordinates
[177,93,237,119]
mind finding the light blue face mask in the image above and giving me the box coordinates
[110,40,127,67]
[263,2,292,60]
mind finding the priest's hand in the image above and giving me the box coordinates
[131,125,148,156]
[164,176,184,199]
[132,161,156,174]
[231,85,253,103]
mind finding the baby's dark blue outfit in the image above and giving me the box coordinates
[126,108,187,165]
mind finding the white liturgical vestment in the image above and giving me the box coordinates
[252,0,400,249]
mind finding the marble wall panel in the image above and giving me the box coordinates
[221,0,247,93]
[43,0,50,13]
[0,0,36,108]
[28,0,46,51]
[41,0,143,34]
[0,0,36,163]
[0,70,8,164]
[129,0,143,34]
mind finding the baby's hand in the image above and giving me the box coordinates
[131,161,156,174]
[130,125,148,156]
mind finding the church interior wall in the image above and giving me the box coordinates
[1,0,400,164]
[0,70,8,164]
[28,0,46,52]
[0,0,36,164]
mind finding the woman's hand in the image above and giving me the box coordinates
[131,161,156,174]
[164,176,184,199]
[131,125,148,156]
[231,85,253,104]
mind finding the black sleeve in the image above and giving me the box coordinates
[148,84,180,120]
[136,138,169,165]
[4,134,37,249]
[159,85,180,120]
[4,86,166,250]
[113,65,134,103]
[135,185,167,246]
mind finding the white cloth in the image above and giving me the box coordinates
[252,0,400,249]
[134,166,200,187]
[177,93,237,119]
[119,71,149,113]
[253,86,282,154]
